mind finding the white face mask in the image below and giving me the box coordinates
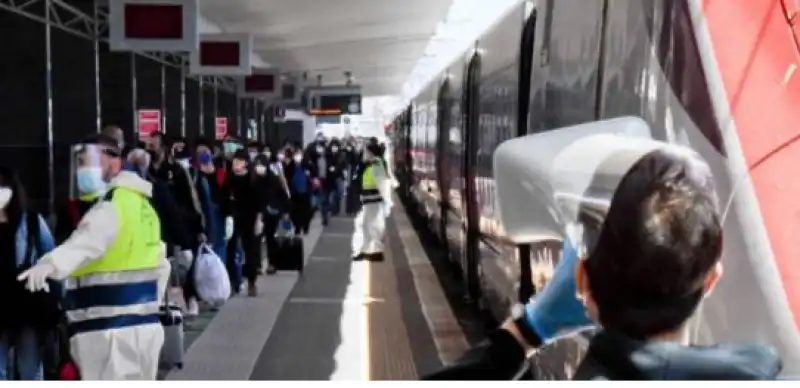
[249,151,258,161]
[331,146,339,153]
[0,188,12,209]
[293,155,303,163]
[316,147,324,154]
[255,165,267,176]
[263,150,272,159]
[277,153,286,161]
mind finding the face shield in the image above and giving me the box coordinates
[493,116,659,253]
[70,143,116,200]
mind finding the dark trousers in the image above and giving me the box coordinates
[226,216,260,286]
[290,193,312,234]
[182,242,199,301]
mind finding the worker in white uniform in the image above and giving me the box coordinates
[17,134,170,380]
[351,142,390,261]
[377,139,399,217]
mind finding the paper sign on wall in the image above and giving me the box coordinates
[215,117,228,139]
[137,109,162,138]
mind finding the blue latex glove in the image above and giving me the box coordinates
[524,237,593,342]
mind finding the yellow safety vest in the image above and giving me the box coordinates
[71,186,161,277]
[360,162,384,204]
[78,192,101,202]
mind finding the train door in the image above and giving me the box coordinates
[515,8,538,303]
[437,79,452,246]
[462,50,483,303]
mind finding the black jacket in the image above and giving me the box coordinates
[150,178,193,251]
[425,329,783,380]
[149,161,204,236]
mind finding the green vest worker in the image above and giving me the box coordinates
[18,134,170,380]
[351,142,389,261]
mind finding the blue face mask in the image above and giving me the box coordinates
[224,142,239,154]
[198,152,213,165]
[76,167,107,195]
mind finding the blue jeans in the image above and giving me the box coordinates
[0,329,44,380]
[328,179,344,215]
[207,204,226,261]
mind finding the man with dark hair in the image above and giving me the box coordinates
[427,138,782,380]
[148,134,205,316]
[102,125,125,151]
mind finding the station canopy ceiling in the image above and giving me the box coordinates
[199,0,453,96]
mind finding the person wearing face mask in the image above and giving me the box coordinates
[54,140,116,245]
[17,135,171,380]
[247,141,261,162]
[0,166,60,380]
[251,154,288,275]
[192,139,226,262]
[221,150,263,296]
[324,139,346,217]
[283,149,313,235]
[150,136,206,248]
[350,142,390,261]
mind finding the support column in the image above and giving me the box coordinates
[93,0,101,133]
[199,76,205,137]
[160,63,166,134]
[181,60,186,137]
[131,54,138,141]
[45,0,54,217]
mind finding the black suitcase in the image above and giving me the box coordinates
[345,185,361,216]
[272,235,304,273]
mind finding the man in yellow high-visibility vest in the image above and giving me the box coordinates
[351,142,391,261]
[18,134,171,380]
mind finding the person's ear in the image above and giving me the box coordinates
[575,260,589,304]
[703,262,723,297]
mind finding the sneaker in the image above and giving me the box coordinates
[186,298,200,317]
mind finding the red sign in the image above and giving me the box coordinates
[137,109,161,137]
[215,117,228,140]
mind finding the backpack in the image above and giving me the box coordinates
[291,167,309,194]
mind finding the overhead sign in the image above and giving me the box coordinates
[137,109,161,137]
[238,68,281,99]
[189,33,253,76]
[109,0,200,52]
[214,117,228,139]
[305,85,362,116]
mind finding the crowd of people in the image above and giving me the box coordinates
[2,125,391,380]
[3,119,787,381]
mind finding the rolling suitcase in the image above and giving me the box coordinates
[272,220,304,273]
[158,271,185,370]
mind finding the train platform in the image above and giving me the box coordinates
[162,196,485,380]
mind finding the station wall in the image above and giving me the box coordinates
[0,4,259,215]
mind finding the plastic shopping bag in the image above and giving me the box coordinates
[194,244,231,304]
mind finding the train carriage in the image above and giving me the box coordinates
[391,0,800,375]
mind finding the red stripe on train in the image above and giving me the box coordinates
[703,0,800,329]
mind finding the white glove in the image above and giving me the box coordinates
[181,250,194,266]
[17,261,57,293]
[225,217,234,241]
